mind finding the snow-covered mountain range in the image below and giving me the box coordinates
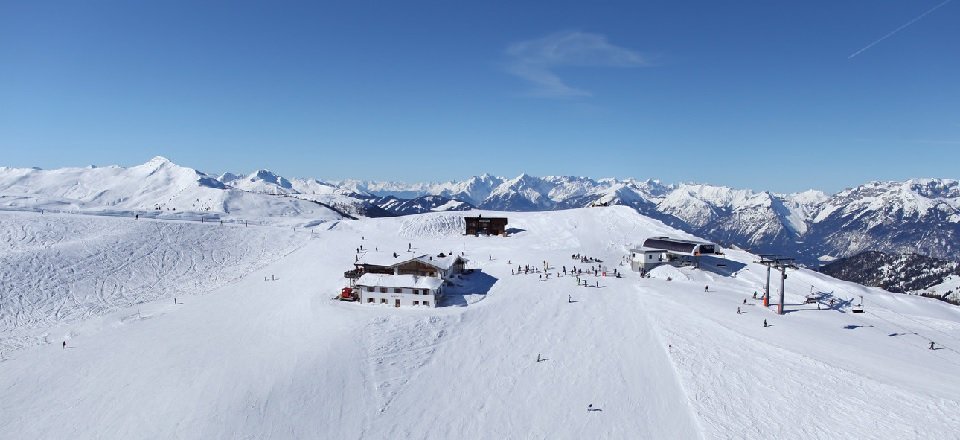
[1,157,957,264]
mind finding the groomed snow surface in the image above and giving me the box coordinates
[1,206,958,439]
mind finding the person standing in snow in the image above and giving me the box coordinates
[743,299,747,305]
[704,285,709,292]
[62,341,66,349]
[737,307,741,314]
[930,341,936,350]
[763,319,768,328]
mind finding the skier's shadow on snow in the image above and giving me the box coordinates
[844,324,873,330]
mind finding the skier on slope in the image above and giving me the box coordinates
[763,319,768,328]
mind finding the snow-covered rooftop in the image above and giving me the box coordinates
[356,252,466,271]
[356,251,406,267]
[355,273,444,290]
[630,247,669,253]
[412,254,466,271]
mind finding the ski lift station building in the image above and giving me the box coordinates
[630,236,719,273]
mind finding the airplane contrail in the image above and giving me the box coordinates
[848,0,953,59]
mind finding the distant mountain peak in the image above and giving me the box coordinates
[246,169,293,190]
[146,156,172,165]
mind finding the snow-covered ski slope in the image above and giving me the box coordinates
[0,210,307,352]
[1,206,958,439]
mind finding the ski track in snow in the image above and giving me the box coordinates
[0,210,305,352]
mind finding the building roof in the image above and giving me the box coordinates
[630,247,670,253]
[355,251,406,268]
[642,236,718,254]
[357,252,467,271]
[464,216,508,221]
[355,273,444,290]
[411,254,466,271]
[645,236,715,246]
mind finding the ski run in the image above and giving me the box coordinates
[1,206,958,439]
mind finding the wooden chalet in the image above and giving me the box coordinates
[464,215,508,236]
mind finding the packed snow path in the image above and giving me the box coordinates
[0,207,958,438]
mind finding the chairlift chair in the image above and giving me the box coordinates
[853,296,864,313]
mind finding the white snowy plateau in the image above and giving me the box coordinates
[1,199,958,438]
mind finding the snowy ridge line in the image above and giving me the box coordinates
[4,157,960,264]
[0,204,337,229]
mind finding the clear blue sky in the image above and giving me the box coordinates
[1,1,958,193]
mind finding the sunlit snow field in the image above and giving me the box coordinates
[1,207,958,439]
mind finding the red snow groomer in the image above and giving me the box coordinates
[338,287,357,301]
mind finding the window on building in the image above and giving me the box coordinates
[367,286,374,292]
[367,298,374,303]
[380,298,387,304]
[413,301,419,305]
[394,288,402,293]
[380,287,387,293]
[423,301,430,307]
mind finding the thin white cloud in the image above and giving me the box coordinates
[504,31,646,98]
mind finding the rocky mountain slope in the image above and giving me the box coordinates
[819,250,960,293]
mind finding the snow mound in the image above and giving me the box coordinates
[398,213,465,238]
[647,264,691,281]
